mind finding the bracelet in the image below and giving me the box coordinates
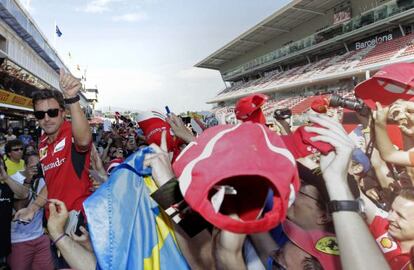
[64,95,80,105]
[52,233,68,246]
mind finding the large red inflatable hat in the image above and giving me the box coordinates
[172,122,300,234]
[136,110,182,157]
[282,219,342,270]
[355,62,414,109]
[235,94,268,124]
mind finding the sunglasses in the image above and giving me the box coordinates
[34,108,60,120]
[11,147,23,152]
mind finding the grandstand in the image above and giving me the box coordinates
[196,0,414,123]
[0,0,94,124]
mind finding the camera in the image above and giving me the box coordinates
[329,94,370,116]
[273,108,292,120]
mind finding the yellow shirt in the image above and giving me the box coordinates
[5,158,25,176]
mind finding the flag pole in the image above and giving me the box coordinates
[53,20,57,48]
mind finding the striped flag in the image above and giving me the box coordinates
[84,148,190,270]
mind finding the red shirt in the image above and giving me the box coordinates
[369,215,412,270]
[39,121,92,217]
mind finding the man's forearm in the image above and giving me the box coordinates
[68,102,92,148]
[5,177,28,199]
[374,123,397,162]
[370,153,394,188]
[325,177,389,270]
[53,235,96,270]
[29,185,48,212]
[333,211,389,270]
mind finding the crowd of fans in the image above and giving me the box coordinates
[1,63,414,270]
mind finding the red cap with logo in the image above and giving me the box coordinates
[172,123,300,233]
[311,97,329,113]
[355,63,414,109]
[283,219,342,270]
[235,94,268,124]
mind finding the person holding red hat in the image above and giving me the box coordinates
[306,114,396,270]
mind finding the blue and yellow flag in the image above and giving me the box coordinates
[84,148,189,270]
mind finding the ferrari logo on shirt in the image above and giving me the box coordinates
[315,236,340,255]
[376,232,398,253]
[39,146,48,161]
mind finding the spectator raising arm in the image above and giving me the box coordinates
[59,69,92,150]
[307,114,390,270]
[166,113,195,144]
[374,102,414,166]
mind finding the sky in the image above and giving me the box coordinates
[20,0,291,113]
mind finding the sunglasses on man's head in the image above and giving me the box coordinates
[34,108,60,120]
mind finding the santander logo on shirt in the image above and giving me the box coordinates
[42,157,66,173]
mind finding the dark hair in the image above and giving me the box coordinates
[32,89,65,110]
[303,257,323,270]
[24,144,36,156]
[5,139,23,156]
[301,182,335,233]
[23,151,38,165]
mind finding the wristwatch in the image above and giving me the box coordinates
[328,198,365,213]
[64,95,80,105]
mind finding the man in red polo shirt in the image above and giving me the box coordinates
[362,188,414,270]
[14,69,92,221]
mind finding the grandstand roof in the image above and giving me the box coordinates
[195,0,343,70]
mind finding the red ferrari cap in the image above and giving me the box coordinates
[235,94,268,124]
[281,124,334,159]
[136,110,182,158]
[283,219,342,270]
[172,123,300,234]
[311,97,329,113]
[355,63,414,109]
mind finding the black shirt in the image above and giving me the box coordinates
[0,182,13,257]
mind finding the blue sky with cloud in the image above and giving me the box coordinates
[20,0,290,112]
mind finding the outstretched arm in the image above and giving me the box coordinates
[2,171,28,200]
[374,102,413,166]
[59,69,92,151]
[307,114,389,270]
